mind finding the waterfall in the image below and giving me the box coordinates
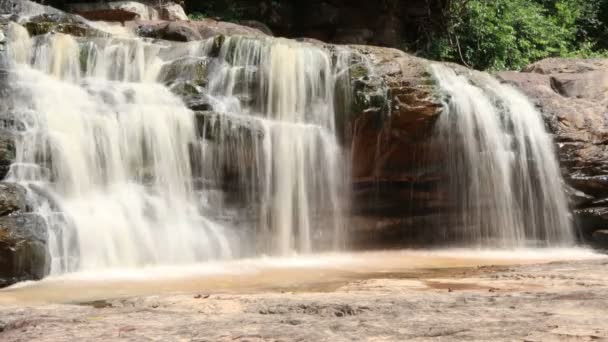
[201,37,345,254]
[431,64,574,247]
[1,19,576,276]
[2,25,346,272]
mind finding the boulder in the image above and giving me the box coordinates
[67,1,188,22]
[157,2,187,21]
[0,214,50,288]
[23,12,104,37]
[0,182,26,216]
[0,0,102,37]
[128,19,267,42]
[591,229,608,249]
[67,1,159,22]
[498,58,608,242]
[0,0,64,19]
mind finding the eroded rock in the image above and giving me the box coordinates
[23,12,104,37]
[498,58,608,243]
[67,1,160,22]
[0,182,26,216]
[66,1,188,22]
[0,213,50,288]
[342,45,444,246]
[128,19,267,42]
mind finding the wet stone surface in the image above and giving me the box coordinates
[0,258,607,341]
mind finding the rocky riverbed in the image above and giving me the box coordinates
[0,250,606,341]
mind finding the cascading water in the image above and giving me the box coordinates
[2,23,347,273]
[431,64,574,247]
[1,14,578,278]
[5,25,235,272]
[199,37,346,254]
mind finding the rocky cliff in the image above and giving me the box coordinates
[0,0,605,287]
[499,60,608,247]
[28,0,446,49]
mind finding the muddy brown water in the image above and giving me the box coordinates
[0,249,600,305]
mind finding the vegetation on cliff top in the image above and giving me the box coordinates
[31,0,608,71]
[424,0,608,70]
[185,0,608,71]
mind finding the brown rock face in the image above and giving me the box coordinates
[498,58,608,246]
[345,46,445,248]
[0,214,50,287]
[66,1,188,22]
[128,19,267,42]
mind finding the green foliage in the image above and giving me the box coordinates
[187,1,246,22]
[422,0,608,70]
[186,0,286,22]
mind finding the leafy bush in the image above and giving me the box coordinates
[186,1,245,22]
[423,0,608,70]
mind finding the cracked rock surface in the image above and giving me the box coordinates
[0,257,607,341]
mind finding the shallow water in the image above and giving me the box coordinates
[0,248,600,305]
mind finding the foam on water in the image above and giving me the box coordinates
[5,248,599,285]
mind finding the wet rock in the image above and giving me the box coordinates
[67,1,159,22]
[0,214,50,288]
[498,58,608,242]
[0,182,26,216]
[193,111,264,142]
[157,3,187,21]
[128,19,267,42]
[339,45,443,246]
[591,230,608,248]
[159,56,208,87]
[0,0,64,19]
[66,1,188,22]
[0,0,102,37]
[190,110,265,197]
[0,133,15,179]
[23,13,104,37]
[4,258,608,341]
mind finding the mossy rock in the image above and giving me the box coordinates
[0,214,50,288]
[23,13,105,38]
[210,34,226,58]
[24,21,101,37]
[159,56,209,88]
[194,111,265,142]
[0,133,15,179]
[170,81,202,98]
[352,76,389,115]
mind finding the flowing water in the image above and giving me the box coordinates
[0,18,577,280]
[0,249,600,305]
[2,24,347,273]
[431,64,574,247]
[197,36,346,254]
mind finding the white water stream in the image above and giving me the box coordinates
[3,23,347,273]
[0,20,576,276]
[432,64,574,247]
